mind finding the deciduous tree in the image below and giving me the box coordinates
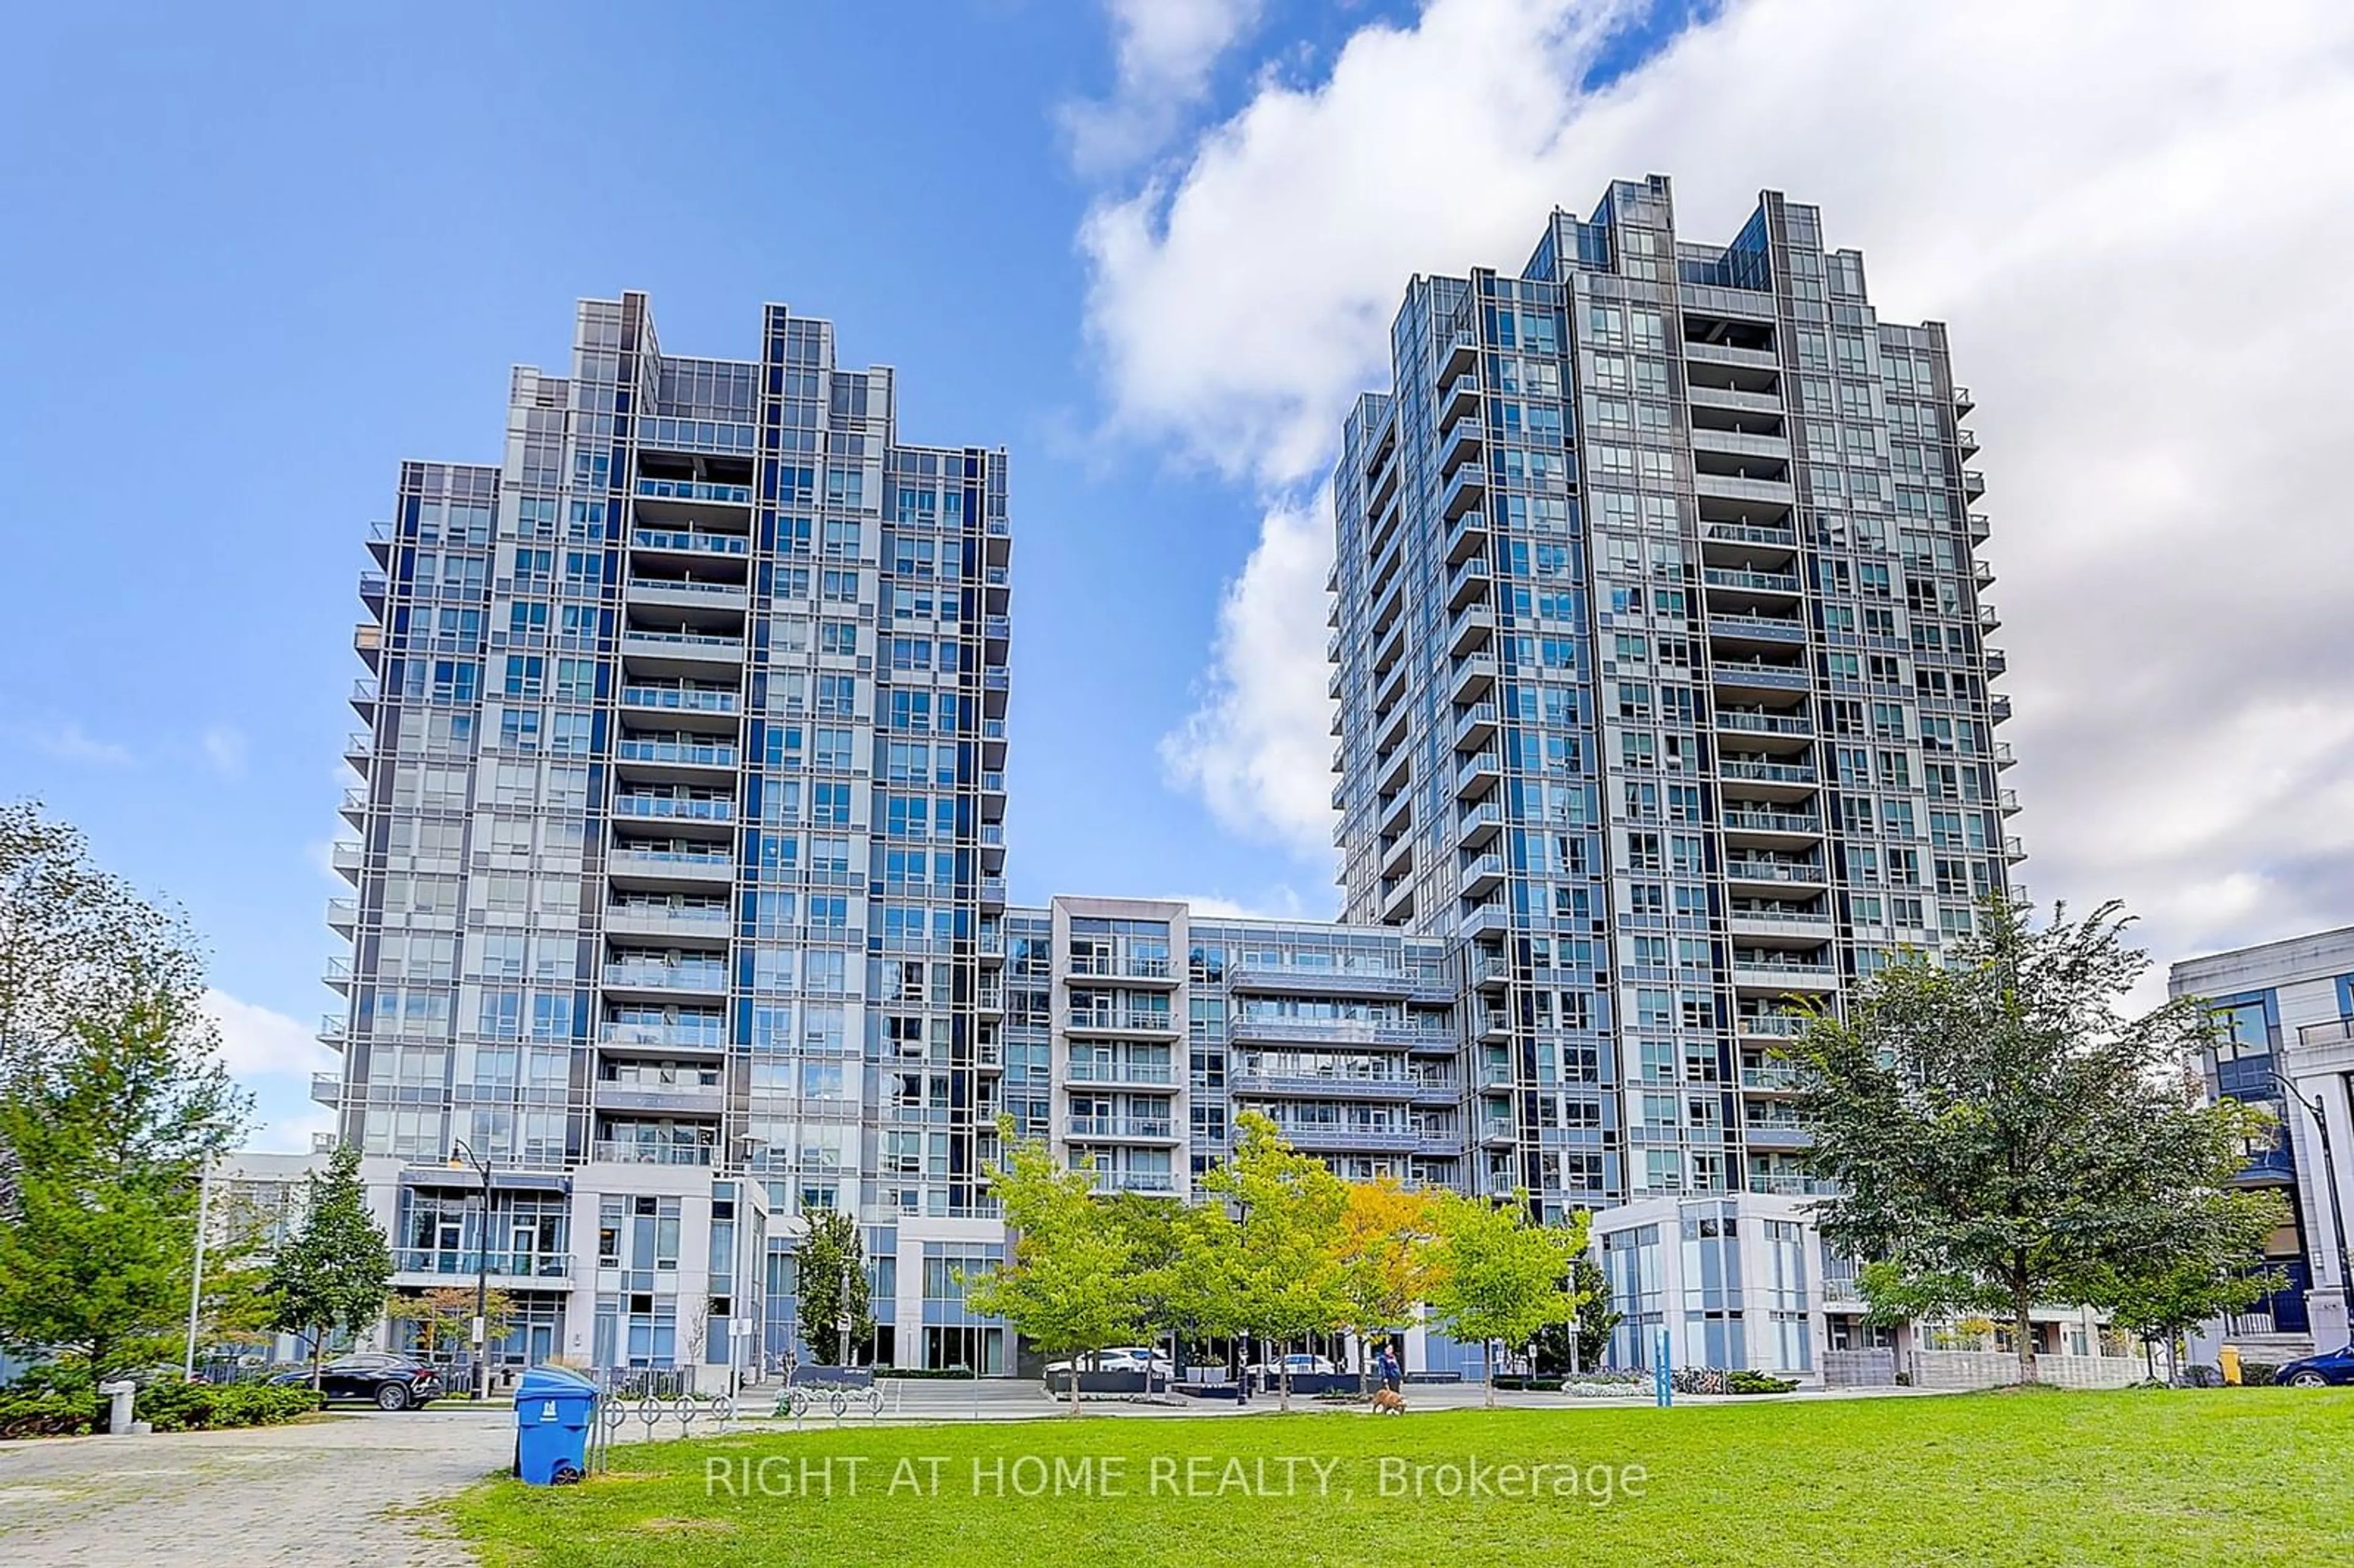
[1424,1190,1591,1407]
[1199,1112,1349,1410]
[790,1203,874,1369]
[966,1119,1139,1414]
[1793,899,2285,1384]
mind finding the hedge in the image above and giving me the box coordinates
[135,1380,323,1431]
[0,1377,323,1437]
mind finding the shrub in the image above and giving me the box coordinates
[135,1380,322,1432]
[1726,1370,1800,1395]
[0,1391,92,1438]
[2238,1363,2279,1388]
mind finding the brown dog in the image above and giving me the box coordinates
[1371,1387,1408,1415]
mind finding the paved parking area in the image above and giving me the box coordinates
[0,1406,514,1567]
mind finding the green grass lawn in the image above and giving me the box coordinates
[452,1388,2354,1567]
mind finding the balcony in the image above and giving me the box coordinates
[604,900,730,940]
[607,845,733,882]
[1715,710,1813,742]
[1447,555,1491,610]
[597,1078,726,1116]
[310,1071,340,1106]
[326,897,357,934]
[619,629,745,666]
[1694,470,1794,508]
[1962,469,1986,500]
[1450,653,1497,704]
[615,738,738,770]
[1728,907,1837,942]
[1269,1124,1422,1154]
[1229,1064,1419,1100]
[1461,851,1504,899]
[1472,951,1509,990]
[1455,750,1501,800]
[634,476,752,507]
[1439,416,1483,478]
[1731,958,1839,994]
[1720,758,1818,787]
[1066,1117,1179,1142]
[590,1141,717,1166]
[1702,567,1801,597]
[1441,464,1488,522]
[1380,831,1414,880]
[1957,425,1981,457]
[1724,856,1829,886]
[1707,612,1808,647]
[1439,370,1481,428]
[392,1249,572,1284]
[1065,1011,1179,1038]
[1447,603,1495,658]
[600,1021,726,1052]
[1722,808,1824,843]
[1067,1059,1177,1087]
[603,962,729,995]
[1710,659,1811,695]
[631,526,749,558]
[1453,701,1499,752]
[330,842,364,884]
[1952,385,1975,413]
[1441,329,1479,381]
[1088,1169,1179,1195]
[620,683,740,717]
[612,793,734,824]
[1743,1121,1813,1151]
[1460,902,1507,941]
[1444,504,1489,565]
[625,576,748,613]
[1458,801,1501,849]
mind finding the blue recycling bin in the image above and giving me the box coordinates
[514,1366,597,1485]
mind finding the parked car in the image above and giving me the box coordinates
[270,1353,444,1409]
[2272,1344,2354,1388]
[1045,1347,1175,1377]
[1246,1353,1338,1378]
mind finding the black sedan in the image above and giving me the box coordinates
[2272,1344,2354,1388]
[272,1353,445,1409]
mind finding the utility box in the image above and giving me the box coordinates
[514,1366,596,1485]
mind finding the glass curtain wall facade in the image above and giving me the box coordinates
[326,291,1009,1376]
[1331,178,2018,1224]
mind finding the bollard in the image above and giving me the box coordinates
[99,1380,137,1436]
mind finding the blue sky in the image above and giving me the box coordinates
[6,1,2350,1146]
[0,1,1460,1141]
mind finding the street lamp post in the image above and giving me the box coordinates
[2269,1070,2354,1340]
[450,1139,494,1402]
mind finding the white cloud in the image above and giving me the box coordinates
[1062,0,1267,174]
[205,988,334,1079]
[1156,487,1338,859]
[1090,0,2354,967]
[243,1106,335,1156]
[1159,887,1316,921]
[17,720,136,767]
[201,725,248,778]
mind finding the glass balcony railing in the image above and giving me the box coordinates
[634,477,752,505]
[604,963,728,991]
[592,1141,717,1166]
[394,1248,571,1279]
[616,739,737,768]
[631,527,748,555]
